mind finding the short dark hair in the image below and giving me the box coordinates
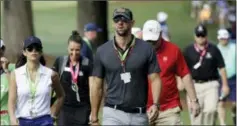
[68,30,83,45]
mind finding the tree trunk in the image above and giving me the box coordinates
[77,1,108,46]
[3,0,34,62]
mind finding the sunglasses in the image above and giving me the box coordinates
[196,33,206,38]
[113,16,130,23]
[25,45,42,52]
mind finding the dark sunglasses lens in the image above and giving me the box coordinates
[27,45,42,52]
[114,17,129,23]
[196,33,206,37]
[27,47,34,52]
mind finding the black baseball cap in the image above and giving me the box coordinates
[113,7,133,20]
[194,24,207,37]
[24,36,42,48]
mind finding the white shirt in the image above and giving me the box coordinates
[14,64,53,119]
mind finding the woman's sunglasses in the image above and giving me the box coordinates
[26,45,42,52]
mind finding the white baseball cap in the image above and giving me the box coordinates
[132,27,142,35]
[142,20,162,41]
[157,12,168,22]
[217,29,229,40]
[0,40,5,48]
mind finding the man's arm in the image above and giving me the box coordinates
[90,77,103,122]
[219,68,229,93]
[147,47,162,105]
[175,48,197,100]
[148,73,162,105]
[175,48,200,116]
[89,48,105,124]
[214,46,229,95]
[182,74,198,100]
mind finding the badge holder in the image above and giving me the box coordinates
[71,83,80,102]
[120,72,131,84]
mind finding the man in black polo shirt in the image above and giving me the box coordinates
[89,7,162,125]
[183,24,230,125]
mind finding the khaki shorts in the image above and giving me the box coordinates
[150,106,182,125]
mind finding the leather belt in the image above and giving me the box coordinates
[194,79,217,83]
[105,103,146,114]
[0,110,8,115]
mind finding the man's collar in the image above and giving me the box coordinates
[113,35,136,51]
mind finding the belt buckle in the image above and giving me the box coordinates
[136,107,142,114]
[113,105,117,110]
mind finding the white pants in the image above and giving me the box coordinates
[187,80,219,125]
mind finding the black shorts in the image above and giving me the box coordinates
[57,103,91,126]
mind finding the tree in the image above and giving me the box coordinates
[77,1,108,46]
[3,0,34,62]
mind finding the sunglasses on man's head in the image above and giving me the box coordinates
[113,16,130,23]
[26,44,42,52]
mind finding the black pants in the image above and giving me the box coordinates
[57,104,90,126]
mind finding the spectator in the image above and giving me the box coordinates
[216,0,229,28]
[89,7,162,125]
[81,23,102,62]
[143,20,200,125]
[198,4,213,25]
[190,0,203,19]
[183,24,229,125]
[0,39,11,125]
[217,29,236,125]
[8,36,65,126]
[52,31,93,126]
[157,11,171,41]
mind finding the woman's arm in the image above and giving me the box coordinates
[50,71,65,118]
[8,71,18,125]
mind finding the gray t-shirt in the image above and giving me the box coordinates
[92,38,161,108]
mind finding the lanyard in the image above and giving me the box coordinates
[26,67,40,104]
[114,37,135,72]
[70,62,80,85]
[83,37,92,51]
[194,43,208,63]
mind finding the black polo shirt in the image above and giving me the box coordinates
[52,56,92,107]
[183,43,225,81]
[92,37,161,108]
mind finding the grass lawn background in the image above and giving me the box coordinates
[1,1,234,125]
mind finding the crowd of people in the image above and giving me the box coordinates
[191,0,236,31]
[0,5,236,126]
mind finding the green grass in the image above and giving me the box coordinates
[2,1,234,125]
[32,1,220,56]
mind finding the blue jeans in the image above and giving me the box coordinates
[18,115,53,126]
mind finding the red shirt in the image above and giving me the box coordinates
[147,39,190,111]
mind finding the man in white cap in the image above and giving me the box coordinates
[143,20,200,125]
[157,12,171,41]
[216,29,236,125]
[132,27,142,39]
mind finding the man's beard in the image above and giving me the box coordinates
[116,28,129,36]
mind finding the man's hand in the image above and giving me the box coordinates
[147,105,159,123]
[1,57,9,71]
[221,84,230,97]
[190,100,201,117]
[89,115,100,126]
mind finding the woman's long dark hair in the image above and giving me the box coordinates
[15,53,46,68]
